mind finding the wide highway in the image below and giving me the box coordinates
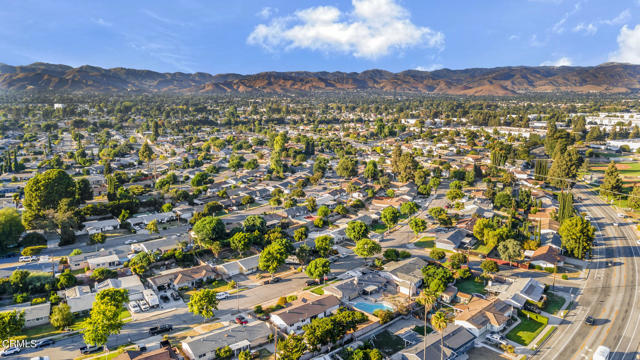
[534,184,640,360]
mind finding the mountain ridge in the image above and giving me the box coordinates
[1,62,639,96]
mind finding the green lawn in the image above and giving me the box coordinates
[542,293,566,315]
[371,222,388,234]
[535,326,557,348]
[506,314,547,345]
[414,236,435,248]
[371,330,405,356]
[455,277,486,295]
[19,314,90,340]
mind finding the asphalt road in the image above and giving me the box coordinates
[534,184,640,360]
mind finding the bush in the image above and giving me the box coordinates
[286,295,298,302]
[535,265,543,270]
[215,346,233,359]
[373,309,394,324]
[13,292,28,303]
[545,267,555,273]
[21,245,47,256]
[254,305,263,314]
[20,232,47,247]
[561,274,568,280]
[398,250,411,259]
[383,249,399,262]
[430,249,446,260]
[31,297,46,305]
[457,268,472,279]
[277,297,287,307]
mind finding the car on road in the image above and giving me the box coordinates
[80,345,103,355]
[124,239,138,245]
[19,256,35,262]
[34,339,55,348]
[217,291,229,299]
[160,294,170,303]
[149,324,173,336]
[235,315,248,325]
[263,277,281,285]
[0,347,20,356]
[585,315,595,325]
[593,345,610,360]
[171,292,181,301]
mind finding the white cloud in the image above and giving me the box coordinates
[258,7,277,19]
[610,24,640,64]
[601,9,631,26]
[415,64,443,71]
[247,0,444,59]
[541,57,573,66]
[573,23,597,35]
[91,18,112,27]
[551,0,584,34]
[529,34,546,47]
[508,34,520,41]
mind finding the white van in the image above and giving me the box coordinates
[593,346,610,360]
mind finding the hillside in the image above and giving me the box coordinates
[1,62,639,96]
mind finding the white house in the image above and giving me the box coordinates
[95,275,145,300]
[181,322,271,360]
[87,254,121,270]
[270,295,341,334]
[77,218,120,235]
[381,257,427,296]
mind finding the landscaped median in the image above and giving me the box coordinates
[506,310,549,346]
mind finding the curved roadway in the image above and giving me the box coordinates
[535,184,640,360]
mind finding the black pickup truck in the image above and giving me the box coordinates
[149,324,173,336]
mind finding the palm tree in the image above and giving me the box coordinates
[431,311,451,360]
[417,291,437,360]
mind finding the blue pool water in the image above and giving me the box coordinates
[353,302,393,314]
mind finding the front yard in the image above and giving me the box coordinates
[542,292,566,315]
[506,312,548,345]
[414,236,435,248]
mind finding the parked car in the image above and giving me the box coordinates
[305,279,318,286]
[80,345,103,355]
[585,315,595,325]
[34,339,55,348]
[523,303,541,314]
[171,292,181,301]
[129,301,141,313]
[487,333,506,345]
[160,294,170,303]
[149,324,173,336]
[256,314,270,321]
[235,315,248,325]
[18,256,33,262]
[0,347,20,356]
[139,300,150,312]
[217,291,229,300]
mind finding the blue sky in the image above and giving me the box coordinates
[1,0,639,74]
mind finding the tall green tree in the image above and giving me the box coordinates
[82,289,129,346]
[497,239,523,264]
[557,192,574,223]
[305,258,331,281]
[314,235,334,257]
[353,238,382,264]
[380,206,400,229]
[600,161,623,198]
[50,303,73,330]
[629,185,640,210]
[188,289,219,321]
[0,310,24,341]
[139,142,154,173]
[258,243,287,277]
[559,216,595,259]
[0,208,24,251]
[409,217,427,235]
[277,334,308,360]
[230,232,251,257]
[345,221,369,241]
[192,216,226,247]
[23,169,75,228]
[431,311,451,360]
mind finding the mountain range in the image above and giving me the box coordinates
[1,62,639,96]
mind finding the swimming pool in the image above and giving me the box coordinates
[353,302,393,314]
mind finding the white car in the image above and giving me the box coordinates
[1,347,21,356]
[217,291,229,300]
[139,300,150,312]
[124,239,138,245]
[613,223,619,227]
[129,301,141,313]
[617,213,625,218]
[18,256,32,262]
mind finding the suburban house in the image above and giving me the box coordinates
[134,236,183,254]
[433,228,468,251]
[78,218,120,235]
[148,264,219,291]
[64,285,96,315]
[381,257,427,296]
[400,325,476,360]
[181,322,271,360]
[87,254,121,270]
[487,278,546,309]
[113,341,179,360]
[3,303,51,328]
[324,272,388,301]
[96,275,145,300]
[530,245,564,269]
[215,255,260,278]
[270,295,341,334]
[454,297,514,337]
[68,250,117,271]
